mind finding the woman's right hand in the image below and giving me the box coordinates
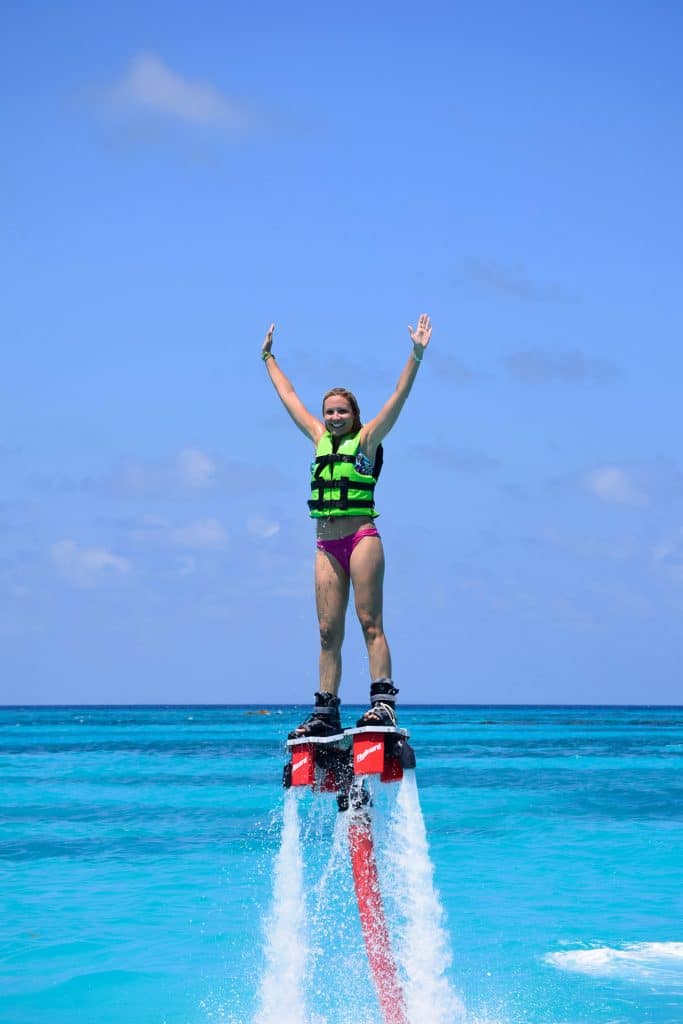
[261,323,275,358]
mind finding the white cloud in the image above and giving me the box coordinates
[133,516,229,550]
[118,447,217,496]
[247,515,281,539]
[653,527,683,584]
[176,556,196,577]
[108,53,247,128]
[51,540,130,588]
[583,467,648,506]
[35,447,289,500]
[175,447,216,488]
[170,518,228,549]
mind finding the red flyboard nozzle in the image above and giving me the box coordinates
[348,813,409,1024]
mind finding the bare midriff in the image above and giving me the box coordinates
[315,514,377,541]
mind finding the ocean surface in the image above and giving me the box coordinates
[1,705,682,1024]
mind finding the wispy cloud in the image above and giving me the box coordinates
[175,556,197,578]
[427,350,483,383]
[583,466,648,506]
[118,446,217,495]
[542,527,635,562]
[464,259,574,303]
[410,442,498,474]
[505,348,617,383]
[248,515,281,539]
[51,540,130,588]
[106,53,249,129]
[570,459,683,509]
[653,528,683,584]
[132,515,229,550]
[33,447,289,499]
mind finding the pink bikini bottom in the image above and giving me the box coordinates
[316,526,381,577]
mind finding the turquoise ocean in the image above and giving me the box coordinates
[1,705,682,1024]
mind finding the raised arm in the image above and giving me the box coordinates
[261,324,323,442]
[360,313,432,452]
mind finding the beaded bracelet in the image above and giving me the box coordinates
[262,351,275,363]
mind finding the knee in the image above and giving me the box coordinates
[357,611,383,644]
[319,621,343,651]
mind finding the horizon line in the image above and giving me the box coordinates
[2,702,682,710]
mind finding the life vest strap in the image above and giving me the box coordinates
[308,498,376,511]
[308,475,376,512]
[312,453,355,480]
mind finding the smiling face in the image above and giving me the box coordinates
[323,395,354,436]
[321,387,361,438]
[321,385,362,436]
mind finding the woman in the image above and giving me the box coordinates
[261,314,432,738]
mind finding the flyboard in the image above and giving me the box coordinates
[283,724,416,1024]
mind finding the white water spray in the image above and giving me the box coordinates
[313,810,349,916]
[254,791,308,1024]
[385,771,465,1024]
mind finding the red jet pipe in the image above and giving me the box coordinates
[348,811,409,1024]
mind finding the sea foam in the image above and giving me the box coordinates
[545,941,683,986]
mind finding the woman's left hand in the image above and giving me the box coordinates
[408,313,432,356]
[261,323,275,358]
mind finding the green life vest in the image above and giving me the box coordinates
[308,430,382,518]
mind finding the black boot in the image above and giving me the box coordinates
[288,691,343,739]
[356,679,399,728]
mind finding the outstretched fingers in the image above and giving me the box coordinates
[408,312,432,348]
[261,322,275,355]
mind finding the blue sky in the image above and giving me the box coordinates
[2,1,682,704]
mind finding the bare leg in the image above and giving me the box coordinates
[315,549,350,695]
[350,535,392,681]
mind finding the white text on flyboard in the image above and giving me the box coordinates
[356,743,383,763]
